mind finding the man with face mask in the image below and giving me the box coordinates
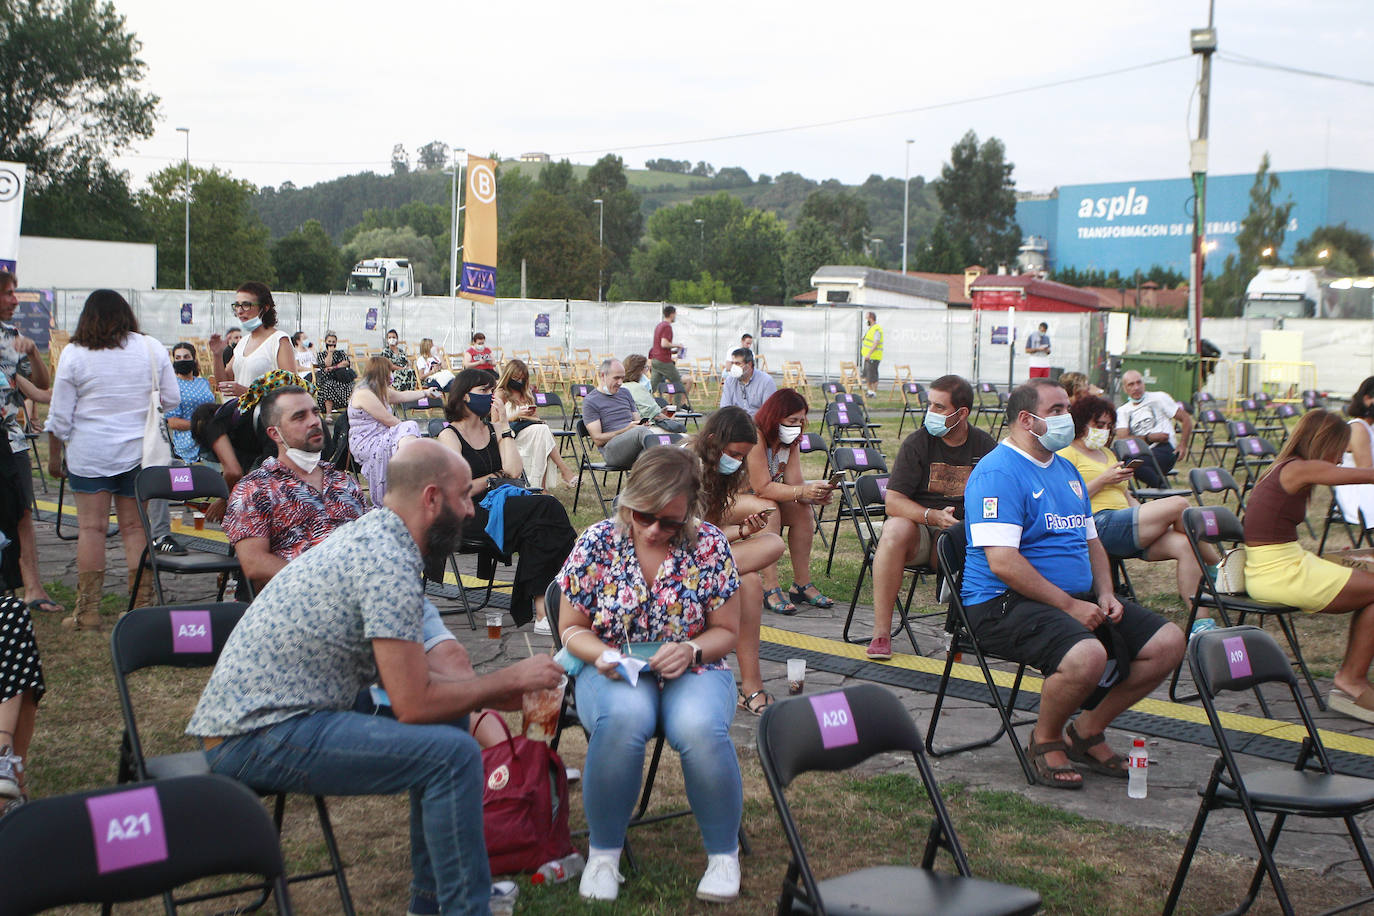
[960,379,1183,790]
[190,438,563,916]
[718,347,776,417]
[866,375,993,660]
[1115,369,1192,488]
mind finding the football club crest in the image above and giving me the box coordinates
[1069,481,1083,498]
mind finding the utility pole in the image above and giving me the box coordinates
[450,147,466,297]
[176,127,190,289]
[1189,2,1217,394]
[902,139,913,274]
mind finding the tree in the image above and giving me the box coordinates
[582,154,643,289]
[272,220,340,293]
[783,217,842,301]
[913,222,979,274]
[933,130,1021,268]
[142,164,274,289]
[799,189,870,255]
[390,144,409,175]
[499,190,598,299]
[22,153,148,241]
[1293,224,1374,275]
[669,271,734,304]
[415,140,449,171]
[537,159,577,196]
[341,226,441,293]
[690,161,716,178]
[645,158,690,174]
[1209,153,1295,315]
[627,194,785,303]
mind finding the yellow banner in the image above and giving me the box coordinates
[459,155,498,303]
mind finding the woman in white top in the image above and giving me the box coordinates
[1337,376,1374,530]
[46,290,179,632]
[290,331,315,377]
[414,337,442,385]
[219,282,293,398]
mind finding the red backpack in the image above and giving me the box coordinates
[473,712,574,875]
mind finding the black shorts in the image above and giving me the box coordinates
[964,590,1168,676]
[7,449,33,512]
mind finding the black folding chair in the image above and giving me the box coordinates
[973,382,1002,431]
[820,381,845,397]
[840,474,928,655]
[1188,466,1246,514]
[823,446,889,576]
[54,467,121,542]
[797,431,832,546]
[896,381,928,437]
[1319,485,1370,555]
[1170,507,1323,713]
[128,466,248,611]
[757,683,1042,916]
[0,774,295,916]
[572,419,630,518]
[426,417,446,437]
[1192,407,1232,465]
[1111,437,1190,501]
[1163,626,1374,916]
[568,382,593,427]
[654,380,701,429]
[532,390,577,453]
[543,583,748,874]
[924,527,1039,785]
[110,604,354,914]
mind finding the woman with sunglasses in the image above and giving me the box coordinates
[218,282,294,398]
[556,446,743,904]
[494,358,577,488]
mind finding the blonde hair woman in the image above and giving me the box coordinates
[346,356,428,506]
[494,358,577,487]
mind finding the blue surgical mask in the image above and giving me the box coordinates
[1032,412,1076,452]
[924,408,962,438]
[466,392,493,419]
[718,454,743,475]
[240,315,263,332]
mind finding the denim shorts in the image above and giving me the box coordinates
[67,465,140,498]
[1093,507,1144,559]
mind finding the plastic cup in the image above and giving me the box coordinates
[787,658,806,695]
[193,512,205,531]
[522,675,568,742]
[486,612,502,639]
[663,404,677,416]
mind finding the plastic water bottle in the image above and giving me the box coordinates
[1127,738,1148,799]
[1190,617,1217,640]
[531,852,585,885]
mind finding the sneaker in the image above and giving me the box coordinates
[866,635,892,661]
[153,535,188,556]
[490,881,519,916]
[696,853,741,903]
[579,853,624,901]
[866,389,877,398]
[533,616,552,636]
[0,746,22,799]
[565,766,581,784]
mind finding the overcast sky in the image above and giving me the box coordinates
[109,0,1372,195]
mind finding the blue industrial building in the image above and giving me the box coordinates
[1015,169,1374,276]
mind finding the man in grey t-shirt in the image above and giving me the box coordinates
[188,438,562,916]
[583,358,662,466]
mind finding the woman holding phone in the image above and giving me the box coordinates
[1058,395,1214,610]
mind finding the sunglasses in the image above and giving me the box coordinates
[631,509,686,533]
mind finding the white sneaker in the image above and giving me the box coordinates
[579,853,624,901]
[0,746,21,799]
[696,852,740,903]
[533,617,552,636]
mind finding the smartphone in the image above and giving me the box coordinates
[1126,458,1145,469]
[827,471,845,487]
[759,507,777,517]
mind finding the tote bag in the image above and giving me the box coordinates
[141,337,173,468]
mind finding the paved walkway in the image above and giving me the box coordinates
[24,493,1374,896]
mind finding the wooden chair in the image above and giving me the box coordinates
[839,360,861,390]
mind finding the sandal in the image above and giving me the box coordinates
[789,582,834,609]
[764,587,797,616]
[1065,722,1129,779]
[738,686,774,716]
[1026,735,1083,790]
[26,598,64,614]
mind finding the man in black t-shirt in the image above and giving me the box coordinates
[867,374,996,660]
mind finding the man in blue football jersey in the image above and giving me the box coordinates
[962,378,1184,790]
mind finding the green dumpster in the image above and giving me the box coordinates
[1121,353,1198,404]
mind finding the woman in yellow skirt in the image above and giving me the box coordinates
[1244,409,1374,722]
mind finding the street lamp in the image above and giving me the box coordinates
[871,237,883,263]
[1318,248,1331,260]
[449,146,466,297]
[592,198,604,302]
[902,139,913,274]
[694,218,705,269]
[175,127,190,289]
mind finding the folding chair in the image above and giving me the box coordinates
[757,684,1042,916]
[1232,435,1279,494]
[1270,402,1301,443]
[531,390,577,453]
[897,381,929,438]
[1111,437,1190,501]
[568,382,593,428]
[1192,407,1232,464]
[924,527,1039,785]
[839,474,927,655]
[822,401,878,449]
[0,774,295,916]
[797,431,832,547]
[1163,626,1374,916]
[543,583,748,874]
[1170,507,1323,713]
[832,391,883,440]
[1319,485,1370,555]
[820,381,845,398]
[973,382,1002,431]
[823,446,889,576]
[572,419,630,518]
[426,417,447,437]
[1303,390,1326,410]
[110,604,354,914]
[54,467,121,542]
[1188,466,1246,514]
[128,466,248,611]
[655,380,701,430]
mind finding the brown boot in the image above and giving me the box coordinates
[128,574,156,611]
[62,570,105,631]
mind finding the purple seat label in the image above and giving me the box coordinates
[853,448,867,466]
[1202,511,1218,536]
[169,468,193,492]
[1206,470,1221,488]
[1250,439,1263,454]
[535,393,547,405]
[170,610,212,653]
[1126,440,1141,455]
[837,409,849,423]
[809,693,859,749]
[1222,636,1252,679]
[87,786,169,874]
[876,478,888,498]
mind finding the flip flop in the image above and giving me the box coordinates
[1329,687,1374,724]
[26,598,64,614]
[1026,735,1083,790]
[1065,722,1129,779]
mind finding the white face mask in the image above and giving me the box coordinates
[777,424,802,445]
[285,447,322,473]
[728,364,745,379]
[1085,427,1110,450]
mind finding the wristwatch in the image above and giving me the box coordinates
[686,640,703,665]
[499,428,516,440]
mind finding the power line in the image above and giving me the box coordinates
[552,55,1192,157]
[1217,52,1374,89]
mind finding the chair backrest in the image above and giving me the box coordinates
[642,432,683,450]
[833,392,863,407]
[935,527,967,590]
[758,683,923,788]
[1201,408,1225,425]
[854,474,890,509]
[821,382,843,396]
[1235,435,1277,459]
[427,417,447,438]
[1275,403,1300,420]
[134,465,229,504]
[796,432,828,454]
[1190,625,1297,700]
[1228,419,1257,438]
[831,446,887,475]
[1111,437,1150,462]
[824,401,866,429]
[0,774,292,915]
[1182,505,1244,548]
[1188,467,1244,510]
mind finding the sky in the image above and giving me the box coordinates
[109,0,1373,195]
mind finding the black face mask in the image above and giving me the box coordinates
[173,359,196,376]
[508,378,526,392]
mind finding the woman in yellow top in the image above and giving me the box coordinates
[1057,395,1214,610]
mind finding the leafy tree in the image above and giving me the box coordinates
[799,189,870,255]
[343,201,449,243]
[415,140,449,171]
[341,226,440,293]
[783,217,842,301]
[391,144,409,175]
[933,130,1020,268]
[669,271,733,304]
[645,158,690,173]
[1209,153,1295,315]
[22,153,148,241]
[712,167,752,188]
[1051,264,1186,289]
[272,220,340,293]
[537,159,577,196]
[142,164,274,289]
[582,154,643,288]
[913,222,979,274]
[499,190,598,299]
[690,161,716,178]
[627,193,784,303]
[1293,224,1374,275]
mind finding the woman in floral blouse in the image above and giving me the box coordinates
[556,446,743,905]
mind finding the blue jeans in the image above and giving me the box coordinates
[575,666,741,853]
[205,711,490,916]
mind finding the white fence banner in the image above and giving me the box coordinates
[0,161,25,273]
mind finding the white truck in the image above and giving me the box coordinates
[347,257,417,297]
[1241,266,1374,320]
